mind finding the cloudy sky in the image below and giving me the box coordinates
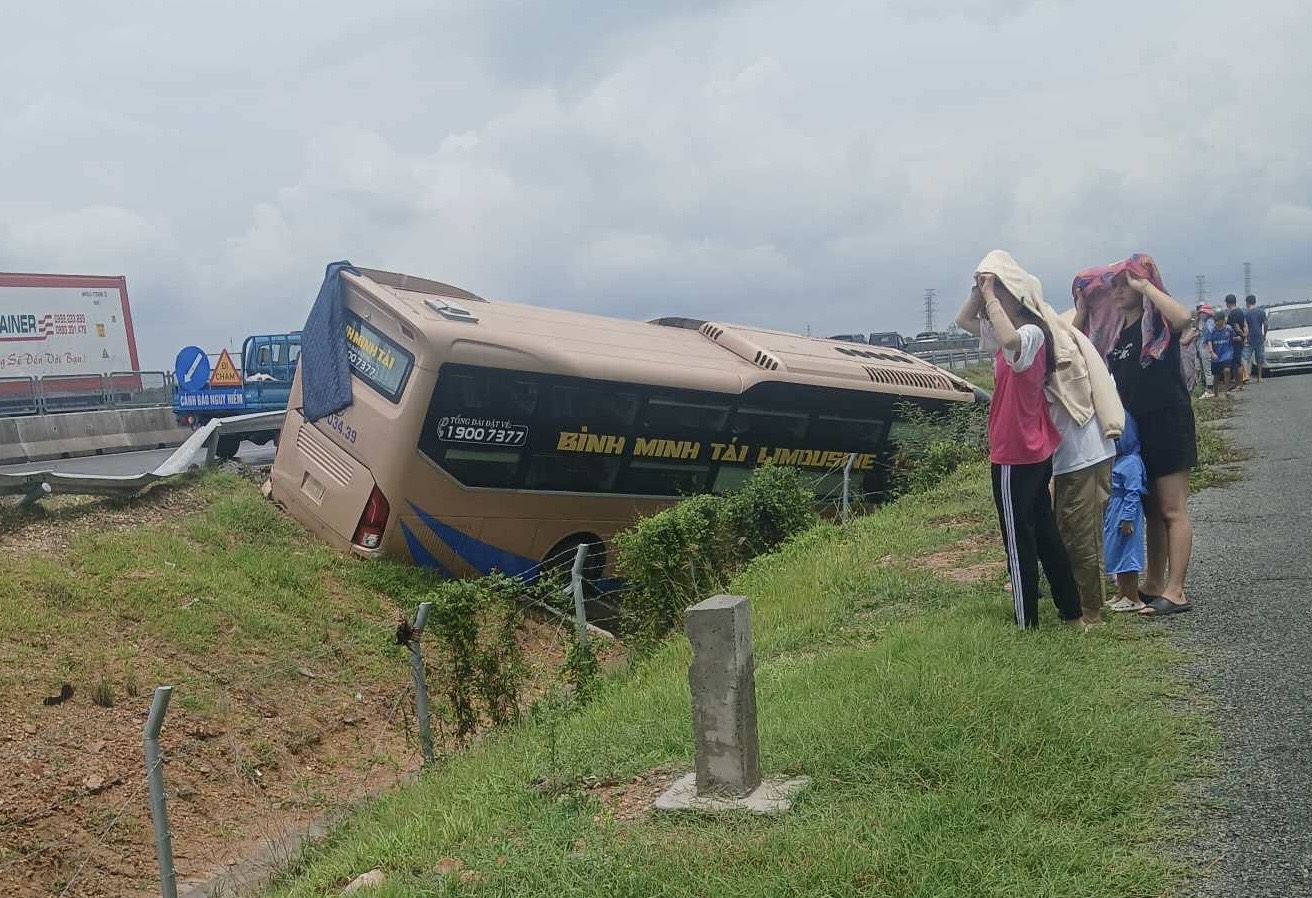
[2,0,1309,368]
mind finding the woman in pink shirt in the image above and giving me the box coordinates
[956,270,1082,629]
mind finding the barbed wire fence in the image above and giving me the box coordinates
[5,460,883,898]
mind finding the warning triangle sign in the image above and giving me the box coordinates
[209,349,243,387]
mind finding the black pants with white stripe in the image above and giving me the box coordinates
[991,459,1082,628]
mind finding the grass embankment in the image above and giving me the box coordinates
[263,464,1208,897]
[0,473,451,897]
[0,472,435,713]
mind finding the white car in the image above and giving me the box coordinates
[1263,301,1312,374]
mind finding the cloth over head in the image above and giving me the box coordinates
[1071,253,1170,366]
[973,250,1125,439]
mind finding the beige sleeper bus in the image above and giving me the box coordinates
[269,268,979,596]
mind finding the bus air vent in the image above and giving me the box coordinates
[861,365,957,392]
[297,425,353,486]
[425,297,479,324]
[698,322,785,371]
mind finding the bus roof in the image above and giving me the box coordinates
[346,267,975,403]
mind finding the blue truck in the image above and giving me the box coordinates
[173,332,301,458]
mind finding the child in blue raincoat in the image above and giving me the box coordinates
[1105,413,1149,612]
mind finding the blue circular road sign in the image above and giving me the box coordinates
[175,346,211,392]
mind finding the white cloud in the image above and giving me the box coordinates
[1,0,1310,370]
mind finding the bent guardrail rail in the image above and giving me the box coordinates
[0,410,285,503]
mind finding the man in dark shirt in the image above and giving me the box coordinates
[1244,294,1268,384]
[1224,294,1248,387]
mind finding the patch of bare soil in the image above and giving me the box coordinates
[585,767,681,822]
[919,533,1005,583]
[0,608,620,898]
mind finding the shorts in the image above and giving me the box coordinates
[1243,343,1266,366]
[1211,360,1229,379]
[1135,403,1197,481]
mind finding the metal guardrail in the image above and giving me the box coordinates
[0,370,175,416]
[0,376,40,416]
[0,410,285,504]
[910,348,988,370]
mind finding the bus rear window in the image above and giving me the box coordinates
[345,309,415,402]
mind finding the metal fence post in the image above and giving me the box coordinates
[841,453,856,522]
[19,481,51,508]
[143,686,177,898]
[408,601,435,765]
[570,544,589,649]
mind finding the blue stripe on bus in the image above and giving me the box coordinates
[407,502,539,579]
[400,521,453,578]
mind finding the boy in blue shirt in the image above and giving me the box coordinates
[1206,313,1237,393]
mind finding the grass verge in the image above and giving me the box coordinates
[262,463,1208,898]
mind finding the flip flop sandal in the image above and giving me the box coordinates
[1108,598,1146,612]
[1138,596,1192,616]
[1138,590,1162,604]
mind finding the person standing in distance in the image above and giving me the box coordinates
[1224,294,1248,388]
[1243,294,1267,384]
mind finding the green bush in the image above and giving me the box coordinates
[614,465,817,646]
[887,400,988,498]
[424,573,526,739]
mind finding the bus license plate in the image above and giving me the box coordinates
[301,473,326,504]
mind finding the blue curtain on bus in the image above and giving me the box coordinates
[301,260,359,422]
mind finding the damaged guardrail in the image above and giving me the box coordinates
[0,410,285,505]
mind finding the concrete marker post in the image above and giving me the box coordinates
[654,595,809,814]
[144,686,178,898]
[409,601,435,766]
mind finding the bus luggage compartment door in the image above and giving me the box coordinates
[273,411,382,552]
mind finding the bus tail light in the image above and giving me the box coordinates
[352,486,390,550]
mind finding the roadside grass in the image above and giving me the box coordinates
[0,471,437,711]
[1191,393,1248,491]
[262,464,1205,898]
[957,363,994,392]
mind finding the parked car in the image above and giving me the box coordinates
[1263,301,1312,374]
[827,333,869,344]
[867,331,906,350]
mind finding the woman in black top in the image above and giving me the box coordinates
[1077,271,1195,614]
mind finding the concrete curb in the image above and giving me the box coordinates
[0,408,191,465]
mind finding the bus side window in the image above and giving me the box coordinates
[441,447,522,488]
[440,370,539,418]
[808,415,886,446]
[543,383,638,429]
[524,453,622,492]
[642,397,730,433]
[710,466,752,495]
[730,406,809,442]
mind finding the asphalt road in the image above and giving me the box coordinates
[1180,373,1312,897]
[0,441,278,476]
